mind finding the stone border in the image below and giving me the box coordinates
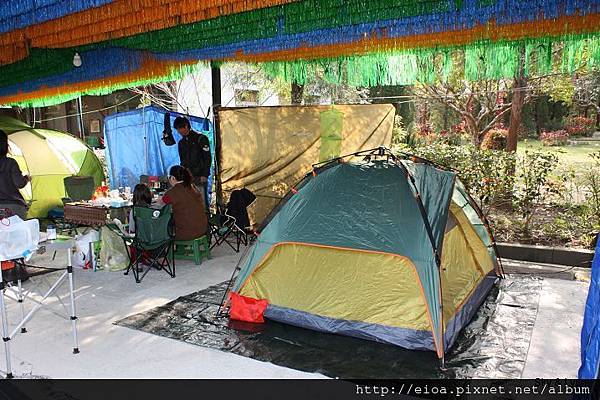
[497,242,594,268]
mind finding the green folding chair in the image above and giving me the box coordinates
[50,176,97,235]
[119,205,175,283]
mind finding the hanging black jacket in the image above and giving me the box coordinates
[178,130,211,179]
[226,188,256,230]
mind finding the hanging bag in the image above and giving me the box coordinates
[162,111,176,146]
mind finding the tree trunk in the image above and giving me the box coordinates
[533,100,541,136]
[507,78,525,152]
[291,83,304,105]
[443,104,449,131]
[506,46,526,152]
[597,99,600,128]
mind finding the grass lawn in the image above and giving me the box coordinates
[518,139,600,172]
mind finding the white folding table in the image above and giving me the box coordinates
[0,238,79,379]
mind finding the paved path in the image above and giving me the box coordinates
[0,248,588,379]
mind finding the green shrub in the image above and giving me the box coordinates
[410,141,515,215]
[513,150,559,233]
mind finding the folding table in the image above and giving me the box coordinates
[0,238,79,379]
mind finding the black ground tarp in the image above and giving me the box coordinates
[115,275,542,379]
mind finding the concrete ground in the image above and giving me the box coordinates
[521,276,588,378]
[0,248,589,379]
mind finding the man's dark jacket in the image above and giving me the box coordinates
[178,130,211,179]
[0,156,28,206]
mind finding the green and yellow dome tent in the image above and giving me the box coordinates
[0,116,104,218]
[230,148,502,360]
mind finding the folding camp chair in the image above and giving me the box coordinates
[208,209,246,253]
[49,176,96,235]
[110,205,175,283]
[209,189,256,252]
[63,176,96,203]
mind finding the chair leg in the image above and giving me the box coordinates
[172,244,176,278]
[167,242,176,278]
[126,250,144,283]
[204,239,211,260]
[192,242,201,265]
[158,242,175,279]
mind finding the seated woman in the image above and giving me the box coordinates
[162,165,208,241]
[0,130,30,219]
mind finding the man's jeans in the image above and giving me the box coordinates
[193,177,210,211]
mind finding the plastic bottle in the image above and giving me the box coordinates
[47,224,57,240]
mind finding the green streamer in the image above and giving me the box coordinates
[6,62,204,108]
[7,34,600,107]
[0,48,75,88]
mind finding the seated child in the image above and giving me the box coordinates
[128,184,153,270]
[129,183,152,234]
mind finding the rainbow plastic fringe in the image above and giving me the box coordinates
[2,0,600,107]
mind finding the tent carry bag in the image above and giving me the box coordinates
[229,293,268,323]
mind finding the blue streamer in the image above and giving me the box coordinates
[3,0,600,99]
[0,47,144,97]
[0,0,113,34]
[151,0,600,61]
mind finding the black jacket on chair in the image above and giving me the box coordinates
[226,189,256,230]
[178,130,211,179]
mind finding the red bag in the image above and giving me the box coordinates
[229,293,268,323]
[1,261,15,271]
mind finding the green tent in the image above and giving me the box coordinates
[0,116,104,218]
[232,150,500,358]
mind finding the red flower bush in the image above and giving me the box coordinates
[565,116,595,137]
[540,130,569,146]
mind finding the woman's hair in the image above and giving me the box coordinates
[0,130,8,158]
[169,165,193,188]
[132,184,152,207]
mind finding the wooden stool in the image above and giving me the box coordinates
[173,236,210,265]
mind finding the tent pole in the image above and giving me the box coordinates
[142,106,148,176]
[76,96,85,142]
[211,64,223,209]
[216,243,254,317]
[397,160,447,365]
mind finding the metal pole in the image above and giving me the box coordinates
[142,106,148,177]
[17,279,26,333]
[67,251,79,354]
[211,65,223,209]
[0,268,13,378]
[8,272,68,338]
[89,242,97,271]
[76,96,85,142]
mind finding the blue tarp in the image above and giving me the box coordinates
[579,236,600,379]
[104,106,214,194]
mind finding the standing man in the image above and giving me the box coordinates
[174,117,211,210]
[0,130,31,219]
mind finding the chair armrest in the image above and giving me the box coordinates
[106,220,134,239]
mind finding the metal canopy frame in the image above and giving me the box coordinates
[0,240,79,379]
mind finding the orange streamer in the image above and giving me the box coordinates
[4,11,600,106]
[0,0,299,66]
[230,13,600,63]
[0,56,196,105]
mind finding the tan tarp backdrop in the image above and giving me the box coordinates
[218,104,395,225]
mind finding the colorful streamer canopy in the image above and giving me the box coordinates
[2,0,600,107]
